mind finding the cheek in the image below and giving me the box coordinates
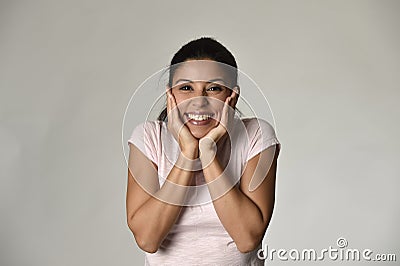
[210,96,227,110]
[173,95,190,111]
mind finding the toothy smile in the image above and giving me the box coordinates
[185,113,214,121]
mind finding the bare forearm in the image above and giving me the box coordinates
[202,157,268,252]
[129,152,197,252]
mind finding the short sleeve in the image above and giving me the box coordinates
[245,118,281,162]
[127,121,159,165]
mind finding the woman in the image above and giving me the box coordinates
[126,37,281,265]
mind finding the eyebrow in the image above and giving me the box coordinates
[173,78,227,85]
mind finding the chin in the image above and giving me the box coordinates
[190,130,208,139]
[187,125,214,139]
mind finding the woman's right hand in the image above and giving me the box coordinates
[166,89,199,158]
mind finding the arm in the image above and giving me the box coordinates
[200,144,280,253]
[126,143,198,253]
[126,89,200,253]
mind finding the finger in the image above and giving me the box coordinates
[226,96,233,113]
[165,85,173,95]
[169,92,180,120]
[220,97,230,126]
[220,97,229,118]
[166,90,172,115]
[229,90,237,108]
[169,90,178,108]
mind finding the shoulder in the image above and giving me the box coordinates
[240,117,277,139]
[131,120,164,138]
[128,120,165,148]
[238,117,281,162]
[128,120,165,163]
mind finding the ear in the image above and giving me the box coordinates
[232,85,240,96]
[231,85,240,107]
[233,85,240,95]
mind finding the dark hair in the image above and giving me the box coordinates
[158,37,239,121]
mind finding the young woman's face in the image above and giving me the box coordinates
[169,60,236,139]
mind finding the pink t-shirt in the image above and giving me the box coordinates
[128,117,281,265]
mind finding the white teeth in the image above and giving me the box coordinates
[187,113,212,121]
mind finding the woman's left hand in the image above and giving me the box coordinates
[199,89,238,157]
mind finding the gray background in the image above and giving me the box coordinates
[1,0,398,265]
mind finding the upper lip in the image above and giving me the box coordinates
[185,111,214,116]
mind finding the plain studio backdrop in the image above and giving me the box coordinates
[0,1,399,265]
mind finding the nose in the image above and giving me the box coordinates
[190,90,208,107]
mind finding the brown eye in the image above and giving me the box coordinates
[207,86,223,92]
[179,85,193,91]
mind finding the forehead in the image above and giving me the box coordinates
[172,60,233,85]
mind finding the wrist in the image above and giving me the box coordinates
[199,138,217,167]
[176,151,198,171]
[199,137,216,152]
[181,146,199,159]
